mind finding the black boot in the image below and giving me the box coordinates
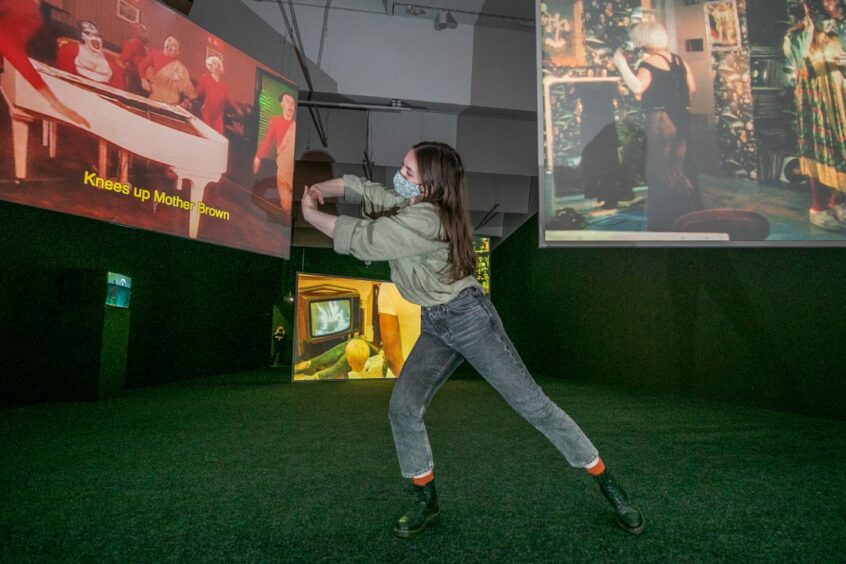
[595,471,645,535]
[393,480,440,538]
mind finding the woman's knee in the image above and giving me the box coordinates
[514,394,556,424]
[388,392,422,426]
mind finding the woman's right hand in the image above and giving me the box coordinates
[307,184,326,205]
[301,185,324,214]
[299,184,339,238]
[252,157,261,174]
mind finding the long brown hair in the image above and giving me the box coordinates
[413,141,476,282]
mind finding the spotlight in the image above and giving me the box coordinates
[434,9,457,30]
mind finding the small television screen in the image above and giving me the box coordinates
[310,298,352,337]
[296,283,361,348]
[106,272,131,308]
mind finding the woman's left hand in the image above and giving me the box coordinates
[299,184,337,237]
[301,185,323,214]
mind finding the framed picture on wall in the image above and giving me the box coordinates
[540,0,585,67]
[704,0,742,51]
[116,0,140,24]
[205,45,223,65]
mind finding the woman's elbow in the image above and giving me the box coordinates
[349,247,384,263]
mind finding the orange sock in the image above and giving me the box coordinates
[412,471,434,486]
[584,458,606,476]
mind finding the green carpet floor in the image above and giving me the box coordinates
[2,372,844,562]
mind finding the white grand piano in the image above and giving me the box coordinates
[1,58,228,239]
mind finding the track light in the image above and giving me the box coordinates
[434,9,457,30]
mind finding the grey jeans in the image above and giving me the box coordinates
[388,286,598,478]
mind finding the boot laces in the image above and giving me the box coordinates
[599,475,629,510]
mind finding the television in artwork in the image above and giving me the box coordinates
[536,0,846,246]
[0,0,297,258]
[105,272,131,308]
[298,285,361,345]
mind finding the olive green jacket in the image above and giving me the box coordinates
[333,175,479,307]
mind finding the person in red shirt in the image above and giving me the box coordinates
[0,0,88,127]
[196,56,242,134]
[254,92,297,218]
[56,20,124,90]
[119,22,148,95]
[138,36,196,106]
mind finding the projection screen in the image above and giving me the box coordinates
[537,0,846,246]
[0,0,298,258]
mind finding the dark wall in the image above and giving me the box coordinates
[0,200,394,404]
[0,267,105,403]
[286,246,390,283]
[491,216,846,420]
[1,201,280,400]
[10,193,843,420]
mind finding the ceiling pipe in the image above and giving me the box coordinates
[297,100,412,112]
[272,0,329,147]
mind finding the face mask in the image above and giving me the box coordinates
[392,170,422,199]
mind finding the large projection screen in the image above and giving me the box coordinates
[537,0,846,246]
[1,0,297,258]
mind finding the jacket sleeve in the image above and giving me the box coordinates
[333,205,445,262]
[343,175,408,216]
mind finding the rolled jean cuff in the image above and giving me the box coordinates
[582,455,602,469]
[401,466,434,479]
[571,449,600,469]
